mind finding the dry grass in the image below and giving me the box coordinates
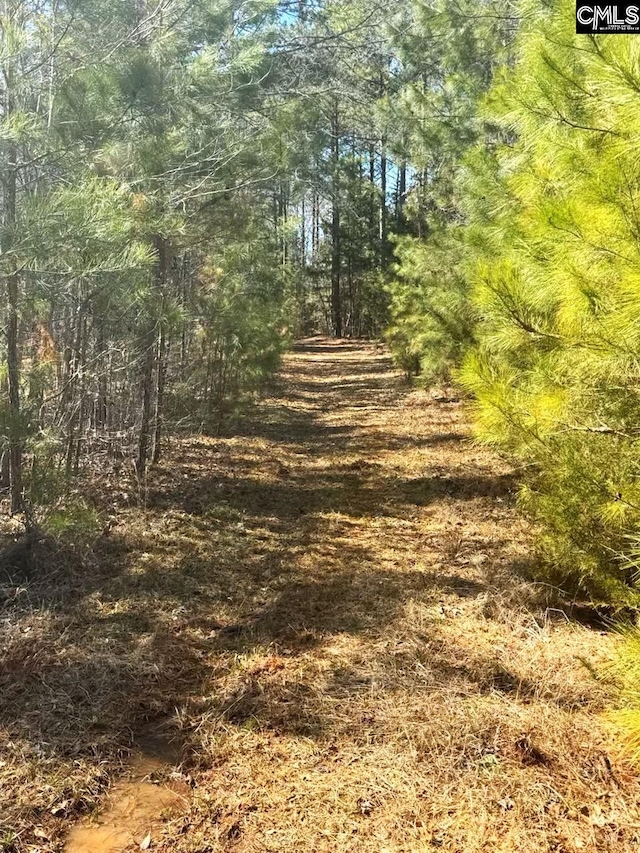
[1,337,639,852]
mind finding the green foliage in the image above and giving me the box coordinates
[384,0,512,382]
[43,499,101,543]
[386,229,475,383]
[0,0,297,507]
[603,624,640,763]
[24,431,66,508]
[167,227,289,429]
[460,0,640,603]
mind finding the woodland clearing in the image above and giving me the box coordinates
[2,338,639,853]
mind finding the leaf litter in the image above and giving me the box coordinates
[2,338,640,853]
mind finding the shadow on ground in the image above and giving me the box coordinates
[1,337,557,846]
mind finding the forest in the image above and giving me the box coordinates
[4,0,640,850]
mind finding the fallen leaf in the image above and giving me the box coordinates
[50,799,70,817]
[140,833,152,850]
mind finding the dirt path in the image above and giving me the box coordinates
[3,338,640,852]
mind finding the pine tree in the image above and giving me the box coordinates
[383,0,514,379]
[0,0,294,521]
[461,0,640,603]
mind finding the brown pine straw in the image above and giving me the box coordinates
[1,338,639,852]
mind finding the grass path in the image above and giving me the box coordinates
[3,338,640,852]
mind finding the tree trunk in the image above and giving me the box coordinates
[6,270,22,513]
[300,194,306,268]
[136,236,166,475]
[95,314,108,431]
[3,72,22,513]
[65,297,84,476]
[0,449,9,490]
[331,102,342,338]
[379,143,387,265]
[151,326,167,465]
[312,189,319,256]
[180,254,189,382]
[397,161,407,228]
[136,326,156,477]
[280,180,288,268]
